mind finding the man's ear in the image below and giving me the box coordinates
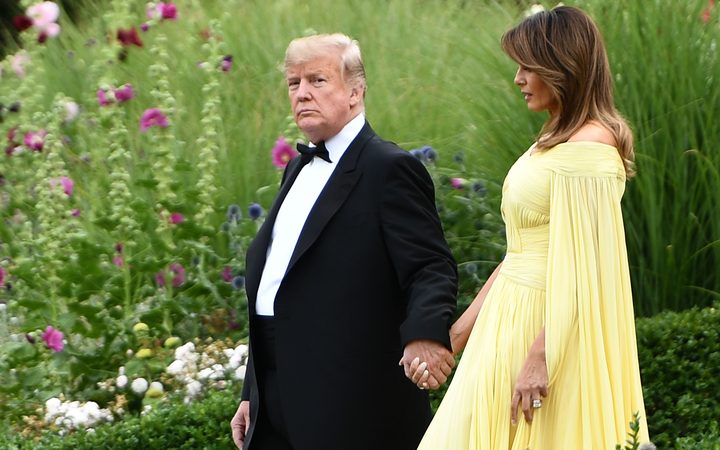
[349,84,365,107]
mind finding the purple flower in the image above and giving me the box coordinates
[24,130,47,151]
[231,275,245,290]
[97,89,113,106]
[169,263,185,287]
[169,212,184,224]
[450,177,467,190]
[114,84,135,102]
[155,271,166,287]
[71,208,81,217]
[115,242,124,254]
[271,136,298,169]
[50,176,74,196]
[141,22,150,32]
[41,326,64,352]
[221,266,233,282]
[113,255,124,267]
[140,108,169,132]
[221,55,233,72]
[248,203,263,220]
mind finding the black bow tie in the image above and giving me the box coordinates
[296,142,332,164]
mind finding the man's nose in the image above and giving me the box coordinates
[295,79,312,99]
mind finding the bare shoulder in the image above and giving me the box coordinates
[568,121,617,147]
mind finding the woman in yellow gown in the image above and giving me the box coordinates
[416,6,650,449]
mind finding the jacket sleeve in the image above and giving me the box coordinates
[544,169,647,435]
[380,152,458,349]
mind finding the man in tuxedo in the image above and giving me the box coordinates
[230,33,458,450]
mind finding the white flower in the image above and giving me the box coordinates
[131,377,148,395]
[166,359,186,375]
[198,367,213,380]
[0,303,6,313]
[186,380,202,398]
[45,397,61,416]
[233,365,246,381]
[64,101,79,122]
[116,375,128,389]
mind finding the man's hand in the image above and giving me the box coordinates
[230,400,251,449]
[399,340,455,390]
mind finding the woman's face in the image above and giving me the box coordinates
[514,66,558,115]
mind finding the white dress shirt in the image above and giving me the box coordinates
[255,113,366,316]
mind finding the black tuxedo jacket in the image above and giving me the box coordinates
[241,122,457,450]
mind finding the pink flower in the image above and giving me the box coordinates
[26,2,59,29]
[221,55,233,72]
[10,51,30,77]
[97,89,113,106]
[41,326,64,352]
[0,267,6,288]
[64,101,79,122]
[71,208,81,217]
[169,212,184,224]
[702,0,716,23]
[271,136,298,169]
[50,176,74,196]
[114,84,135,102]
[221,266,233,282]
[450,177,467,189]
[169,263,185,287]
[140,108,169,132]
[113,255,124,267]
[24,130,47,151]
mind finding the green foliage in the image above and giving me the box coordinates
[0,387,240,449]
[636,304,720,448]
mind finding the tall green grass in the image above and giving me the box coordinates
[2,0,718,317]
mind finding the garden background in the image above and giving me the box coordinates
[0,0,718,448]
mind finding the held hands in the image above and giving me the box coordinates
[399,339,455,390]
[230,400,251,449]
[510,350,548,425]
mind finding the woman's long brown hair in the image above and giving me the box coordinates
[501,6,635,178]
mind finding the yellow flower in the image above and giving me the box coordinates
[136,348,153,359]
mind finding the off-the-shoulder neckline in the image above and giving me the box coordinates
[529,140,618,156]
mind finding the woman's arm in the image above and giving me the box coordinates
[449,261,503,356]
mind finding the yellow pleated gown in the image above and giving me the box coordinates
[419,142,649,450]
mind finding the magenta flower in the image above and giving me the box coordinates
[41,326,64,352]
[141,22,150,32]
[160,3,178,19]
[222,266,233,282]
[12,15,33,32]
[113,255,124,267]
[50,176,74,196]
[0,267,6,288]
[117,28,143,47]
[169,263,185,287]
[169,212,184,224]
[71,208,81,217]
[271,136,298,169]
[450,177,468,190]
[140,108,169,132]
[97,89,113,106]
[114,84,135,102]
[24,130,47,151]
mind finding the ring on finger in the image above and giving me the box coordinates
[532,399,542,409]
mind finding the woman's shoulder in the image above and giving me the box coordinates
[567,121,617,147]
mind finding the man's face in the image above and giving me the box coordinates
[286,53,361,143]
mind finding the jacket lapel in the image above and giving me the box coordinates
[285,122,375,274]
[245,156,306,307]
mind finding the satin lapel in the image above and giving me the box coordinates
[245,156,306,306]
[285,123,375,273]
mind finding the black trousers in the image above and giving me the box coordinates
[248,316,293,450]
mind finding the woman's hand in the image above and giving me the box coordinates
[511,329,548,425]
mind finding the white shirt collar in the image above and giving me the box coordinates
[311,112,365,163]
